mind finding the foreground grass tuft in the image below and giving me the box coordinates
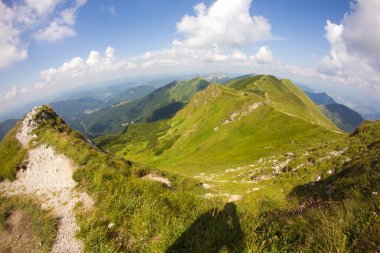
[0,194,58,253]
[0,123,27,181]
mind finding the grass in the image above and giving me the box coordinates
[0,123,27,181]
[31,108,224,252]
[0,194,58,253]
[30,105,379,252]
[1,78,379,252]
[100,82,345,194]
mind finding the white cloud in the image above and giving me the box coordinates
[177,0,272,48]
[140,0,273,69]
[34,0,86,43]
[5,87,18,99]
[25,0,64,15]
[0,2,28,68]
[34,21,76,42]
[0,0,87,68]
[34,47,136,89]
[318,0,380,92]
[251,46,273,64]
[231,50,248,61]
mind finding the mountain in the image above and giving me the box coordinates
[83,77,212,136]
[302,90,364,133]
[1,99,379,251]
[227,75,339,130]
[305,91,337,105]
[49,97,106,133]
[296,84,314,93]
[0,119,18,141]
[319,103,365,133]
[109,85,156,104]
[203,72,230,83]
[47,86,156,134]
[97,75,343,194]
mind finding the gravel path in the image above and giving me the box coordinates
[0,107,93,253]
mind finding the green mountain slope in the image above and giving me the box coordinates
[227,75,339,131]
[1,105,379,252]
[84,77,211,136]
[320,103,364,133]
[98,77,345,194]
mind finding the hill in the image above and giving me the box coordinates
[227,75,339,131]
[203,72,230,83]
[97,75,344,194]
[0,103,379,251]
[301,89,364,133]
[305,91,337,105]
[84,77,212,136]
[319,103,364,133]
[0,119,18,141]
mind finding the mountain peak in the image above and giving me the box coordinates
[203,72,229,83]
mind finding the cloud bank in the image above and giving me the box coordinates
[318,0,380,92]
[140,0,274,69]
[0,0,86,69]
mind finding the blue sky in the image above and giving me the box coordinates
[0,0,379,116]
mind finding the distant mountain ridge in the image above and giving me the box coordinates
[0,119,18,141]
[97,75,343,181]
[83,77,212,136]
[299,85,364,133]
[305,91,337,105]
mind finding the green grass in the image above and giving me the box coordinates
[9,105,379,252]
[100,82,345,194]
[228,75,339,131]
[0,194,58,253]
[0,123,27,181]
[1,83,378,252]
[31,109,224,252]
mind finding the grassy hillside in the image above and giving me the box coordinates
[228,75,339,131]
[84,78,211,136]
[98,77,345,194]
[1,105,379,252]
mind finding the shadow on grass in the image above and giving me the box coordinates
[166,202,244,253]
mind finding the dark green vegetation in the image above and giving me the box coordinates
[0,195,58,253]
[0,119,18,141]
[320,103,364,133]
[0,124,27,181]
[84,77,211,136]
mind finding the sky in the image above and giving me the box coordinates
[1,0,380,117]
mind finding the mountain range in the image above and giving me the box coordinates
[1,73,379,252]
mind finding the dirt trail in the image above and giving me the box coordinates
[0,107,93,253]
